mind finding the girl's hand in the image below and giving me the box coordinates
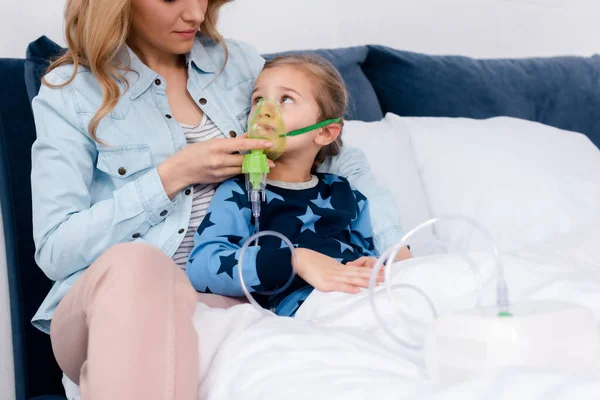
[348,248,413,267]
[346,256,378,268]
[294,249,384,294]
[346,256,386,282]
[157,136,276,198]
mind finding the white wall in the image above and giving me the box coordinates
[1,0,600,59]
[218,0,600,57]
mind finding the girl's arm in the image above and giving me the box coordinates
[186,179,293,296]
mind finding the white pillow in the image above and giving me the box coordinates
[390,115,600,252]
[343,114,431,234]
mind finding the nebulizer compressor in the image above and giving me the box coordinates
[238,101,600,384]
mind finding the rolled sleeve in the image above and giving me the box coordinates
[135,167,177,226]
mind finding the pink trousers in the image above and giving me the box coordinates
[50,243,247,400]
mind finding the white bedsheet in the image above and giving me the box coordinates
[195,224,600,400]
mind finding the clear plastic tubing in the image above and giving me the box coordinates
[368,214,509,350]
[237,215,509,342]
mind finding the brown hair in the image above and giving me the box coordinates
[44,0,232,142]
[263,54,348,169]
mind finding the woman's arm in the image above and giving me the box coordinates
[347,191,377,256]
[31,72,178,282]
[346,192,412,268]
[318,146,404,255]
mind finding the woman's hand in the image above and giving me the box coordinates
[157,136,275,198]
[294,249,384,294]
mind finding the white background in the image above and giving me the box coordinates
[1,0,600,399]
[1,0,600,58]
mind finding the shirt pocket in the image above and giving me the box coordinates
[96,144,153,179]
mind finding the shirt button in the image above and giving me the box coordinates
[132,233,141,239]
[185,189,191,196]
[199,98,207,105]
[118,167,126,176]
[154,79,161,86]
[229,131,237,138]
[178,229,185,234]
[160,210,168,217]
[165,114,172,119]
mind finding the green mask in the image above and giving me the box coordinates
[247,99,342,161]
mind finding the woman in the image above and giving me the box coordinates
[30,0,404,398]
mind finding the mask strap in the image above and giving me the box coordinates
[284,118,342,137]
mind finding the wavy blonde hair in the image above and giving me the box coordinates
[44,0,232,142]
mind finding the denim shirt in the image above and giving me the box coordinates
[30,35,403,333]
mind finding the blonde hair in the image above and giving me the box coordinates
[263,54,348,169]
[44,0,232,142]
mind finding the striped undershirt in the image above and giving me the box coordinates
[172,114,224,267]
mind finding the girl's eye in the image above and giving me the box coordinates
[253,96,263,105]
[281,95,294,104]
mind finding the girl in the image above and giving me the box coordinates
[186,55,411,316]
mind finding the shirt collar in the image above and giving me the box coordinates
[121,34,218,100]
[187,33,218,73]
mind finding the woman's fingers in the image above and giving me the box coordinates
[218,137,273,154]
[219,154,275,170]
[215,167,243,181]
[218,153,245,167]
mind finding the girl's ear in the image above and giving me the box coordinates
[314,123,341,146]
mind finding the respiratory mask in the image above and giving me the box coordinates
[242,99,341,226]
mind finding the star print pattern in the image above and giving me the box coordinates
[336,239,355,254]
[196,212,215,236]
[225,190,250,210]
[323,174,344,186]
[297,205,321,233]
[232,178,247,194]
[217,251,238,279]
[310,192,334,210]
[220,235,243,245]
[266,191,285,204]
[186,173,376,317]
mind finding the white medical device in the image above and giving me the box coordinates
[424,300,600,383]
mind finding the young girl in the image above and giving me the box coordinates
[186,55,402,316]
